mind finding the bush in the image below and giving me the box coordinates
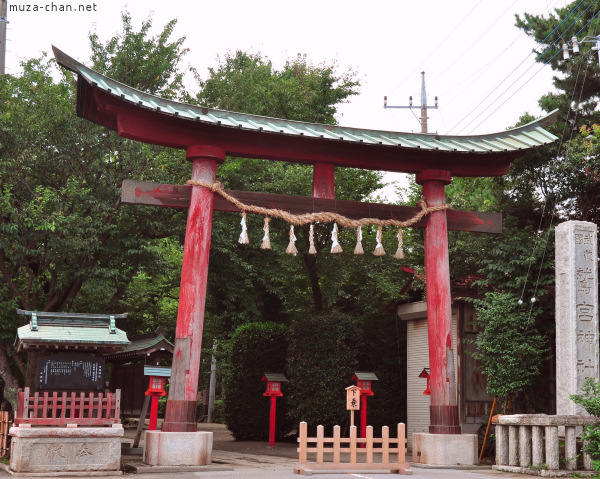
[212,399,225,424]
[572,378,600,468]
[471,292,549,405]
[286,311,361,432]
[222,322,292,440]
[357,315,407,430]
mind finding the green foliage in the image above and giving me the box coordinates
[572,378,600,465]
[212,399,225,424]
[0,13,193,389]
[222,322,292,440]
[357,315,407,429]
[471,292,549,403]
[89,12,188,98]
[196,49,396,325]
[286,312,361,431]
[196,50,360,124]
[516,0,600,127]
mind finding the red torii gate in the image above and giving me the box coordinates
[54,47,558,435]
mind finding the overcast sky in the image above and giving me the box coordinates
[6,0,568,133]
[4,0,575,195]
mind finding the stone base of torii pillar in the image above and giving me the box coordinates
[143,431,213,467]
[412,433,478,466]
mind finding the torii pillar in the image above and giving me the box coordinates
[412,169,477,465]
[416,169,460,435]
[162,145,224,432]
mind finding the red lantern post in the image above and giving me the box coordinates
[262,373,287,446]
[351,372,378,441]
[419,368,431,396]
[144,366,171,431]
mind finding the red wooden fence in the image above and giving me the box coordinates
[15,387,121,426]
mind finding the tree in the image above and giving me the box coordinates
[196,51,361,124]
[516,0,600,128]
[515,1,600,227]
[471,292,549,407]
[571,379,600,468]
[195,50,396,322]
[0,13,191,391]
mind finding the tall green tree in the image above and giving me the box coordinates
[471,292,549,406]
[0,13,191,392]
[197,51,415,432]
[514,1,600,227]
[195,50,407,321]
[516,0,600,128]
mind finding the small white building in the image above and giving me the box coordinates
[395,300,493,447]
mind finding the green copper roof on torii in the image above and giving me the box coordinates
[53,46,559,177]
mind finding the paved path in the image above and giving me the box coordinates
[1,423,531,478]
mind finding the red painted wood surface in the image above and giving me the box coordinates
[149,395,159,431]
[162,146,224,432]
[78,87,518,177]
[121,180,502,234]
[269,395,277,447]
[361,394,368,443]
[15,388,121,426]
[313,163,335,199]
[416,170,460,434]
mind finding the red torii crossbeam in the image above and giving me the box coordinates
[54,47,558,435]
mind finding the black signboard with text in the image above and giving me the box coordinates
[37,352,105,390]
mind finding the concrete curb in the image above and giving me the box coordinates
[123,463,234,474]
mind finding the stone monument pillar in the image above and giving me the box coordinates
[555,221,599,416]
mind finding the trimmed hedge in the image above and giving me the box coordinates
[222,321,293,440]
[286,311,360,432]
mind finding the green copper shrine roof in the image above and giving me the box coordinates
[16,309,130,352]
[53,46,559,177]
[103,328,174,362]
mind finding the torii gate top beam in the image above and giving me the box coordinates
[53,47,558,177]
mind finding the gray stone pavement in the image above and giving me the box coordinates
[0,423,533,478]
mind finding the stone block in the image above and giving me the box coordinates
[9,426,123,475]
[555,221,599,417]
[143,430,212,466]
[495,414,598,426]
[518,425,531,467]
[412,433,478,465]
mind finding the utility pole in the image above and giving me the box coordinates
[563,35,600,73]
[384,71,438,134]
[0,0,7,75]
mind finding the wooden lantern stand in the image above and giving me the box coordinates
[419,368,431,395]
[144,366,170,431]
[352,372,377,444]
[262,373,287,446]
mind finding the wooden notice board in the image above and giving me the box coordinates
[37,352,105,390]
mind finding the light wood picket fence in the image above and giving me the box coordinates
[0,411,9,457]
[295,421,412,475]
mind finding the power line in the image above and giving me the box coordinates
[519,6,600,310]
[387,0,485,97]
[450,0,599,134]
[439,0,563,114]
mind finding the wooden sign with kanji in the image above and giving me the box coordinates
[346,385,361,410]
